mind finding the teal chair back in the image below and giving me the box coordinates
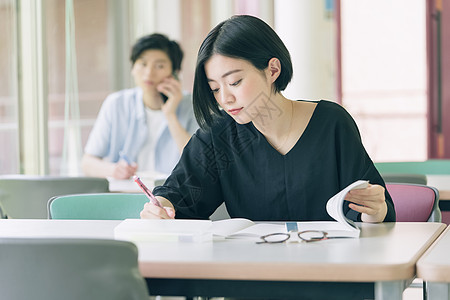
[48,193,148,220]
[0,238,149,300]
[0,175,109,219]
[375,159,450,175]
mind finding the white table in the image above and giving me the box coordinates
[427,174,450,201]
[0,219,445,300]
[0,219,119,238]
[417,226,450,300]
[427,175,450,224]
[107,177,166,193]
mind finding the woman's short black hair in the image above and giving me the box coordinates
[193,15,293,129]
[130,33,183,73]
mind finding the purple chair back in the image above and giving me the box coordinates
[386,183,441,222]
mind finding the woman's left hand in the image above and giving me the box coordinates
[345,183,388,223]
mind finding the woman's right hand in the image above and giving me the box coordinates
[140,198,175,219]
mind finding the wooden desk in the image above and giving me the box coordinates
[0,220,445,300]
[417,226,450,300]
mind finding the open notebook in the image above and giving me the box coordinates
[114,180,367,242]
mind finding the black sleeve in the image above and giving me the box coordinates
[330,103,396,222]
[153,128,225,219]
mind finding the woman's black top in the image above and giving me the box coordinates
[153,100,396,222]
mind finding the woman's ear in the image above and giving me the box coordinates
[267,57,281,83]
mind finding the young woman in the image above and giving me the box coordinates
[82,33,199,179]
[140,15,395,223]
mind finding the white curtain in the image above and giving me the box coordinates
[60,0,82,176]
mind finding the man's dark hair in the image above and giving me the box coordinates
[130,33,183,72]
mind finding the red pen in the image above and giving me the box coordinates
[133,175,163,208]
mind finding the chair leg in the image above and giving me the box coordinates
[423,281,427,300]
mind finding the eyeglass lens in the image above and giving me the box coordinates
[258,231,328,244]
[298,230,327,242]
[258,233,290,243]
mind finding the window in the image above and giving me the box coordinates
[45,0,113,174]
[341,0,427,161]
[0,0,19,174]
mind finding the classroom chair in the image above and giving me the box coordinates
[0,237,149,300]
[48,193,148,220]
[381,173,427,185]
[386,183,441,222]
[0,175,109,219]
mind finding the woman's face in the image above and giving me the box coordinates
[132,49,173,94]
[204,54,273,125]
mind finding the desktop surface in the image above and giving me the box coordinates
[427,174,450,201]
[416,226,450,300]
[136,222,444,282]
[427,174,450,224]
[417,226,450,281]
[0,219,445,300]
